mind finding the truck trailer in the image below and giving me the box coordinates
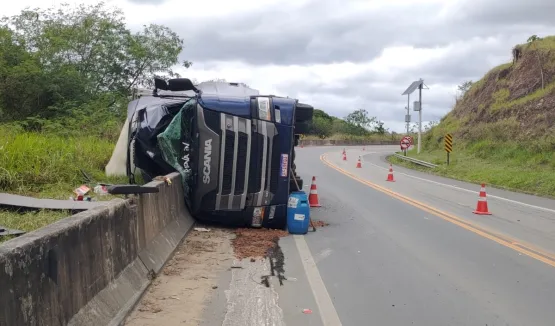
[106,78,314,229]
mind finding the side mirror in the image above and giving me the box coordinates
[154,78,168,90]
[168,78,199,93]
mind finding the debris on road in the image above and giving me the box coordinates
[303,308,313,314]
[194,227,210,232]
[232,228,288,259]
[311,220,329,228]
[125,227,234,326]
[153,175,172,185]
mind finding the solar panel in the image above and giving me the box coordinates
[402,80,424,95]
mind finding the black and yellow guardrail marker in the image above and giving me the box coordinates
[445,133,453,165]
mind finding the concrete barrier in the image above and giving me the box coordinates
[0,172,194,326]
[299,139,398,146]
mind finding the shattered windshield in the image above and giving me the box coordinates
[157,99,196,194]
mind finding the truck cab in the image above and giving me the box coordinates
[116,78,313,229]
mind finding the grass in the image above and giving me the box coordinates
[0,125,127,242]
[388,143,555,198]
[0,127,127,197]
[0,209,71,242]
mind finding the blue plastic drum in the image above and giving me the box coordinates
[287,191,311,234]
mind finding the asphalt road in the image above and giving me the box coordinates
[294,145,555,326]
[202,145,555,326]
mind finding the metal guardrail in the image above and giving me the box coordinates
[393,153,438,168]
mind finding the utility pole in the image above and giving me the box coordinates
[418,78,423,154]
[406,95,410,135]
[402,79,428,154]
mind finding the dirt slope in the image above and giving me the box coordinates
[395,37,555,197]
[429,36,555,149]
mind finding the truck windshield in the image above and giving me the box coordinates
[157,98,196,195]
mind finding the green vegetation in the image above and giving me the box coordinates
[306,108,399,141]
[0,126,127,198]
[390,146,555,197]
[0,2,187,237]
[0,210,70,242]
[389,35,555,198]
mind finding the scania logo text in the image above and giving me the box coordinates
[203,139,212,184]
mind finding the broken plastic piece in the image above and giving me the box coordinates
[302,309,312,314]
[94,185,109,196]
[74,185,90,197]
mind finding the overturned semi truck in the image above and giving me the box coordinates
[106,78,314,229]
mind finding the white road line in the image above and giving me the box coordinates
[359,153,555,214]
[294,235,342,326]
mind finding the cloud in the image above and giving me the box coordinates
[168,0,443,66]
[7,0,555,132]
[444,0,555,26]
[159,0,555,68]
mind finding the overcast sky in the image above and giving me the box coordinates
[5,0,555,132]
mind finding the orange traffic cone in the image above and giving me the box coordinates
[356,156,362,168]
[386,164,395,182]
[308,176,322,207]
[473,183,492,215]
[342,152,347,161]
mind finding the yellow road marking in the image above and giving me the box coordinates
[320,153,555,269]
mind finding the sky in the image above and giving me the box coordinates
[5,0,555,132]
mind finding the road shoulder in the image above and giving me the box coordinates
[125,228,235,326]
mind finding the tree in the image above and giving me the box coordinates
[409,122,419,134]
[375,120,386,135]
[344,109,376,130]
[310,116,333,138]
[527,35,544,90]
[0,2,190,124]
[1,2,187,96]
[457,80,473,98]
[424,120,439,132]
[0,26,52,122]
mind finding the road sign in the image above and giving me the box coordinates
[444,134,453,153]
[445,133,453,165]
[400,136,412,150]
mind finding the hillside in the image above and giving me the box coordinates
[392,36,555,197]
